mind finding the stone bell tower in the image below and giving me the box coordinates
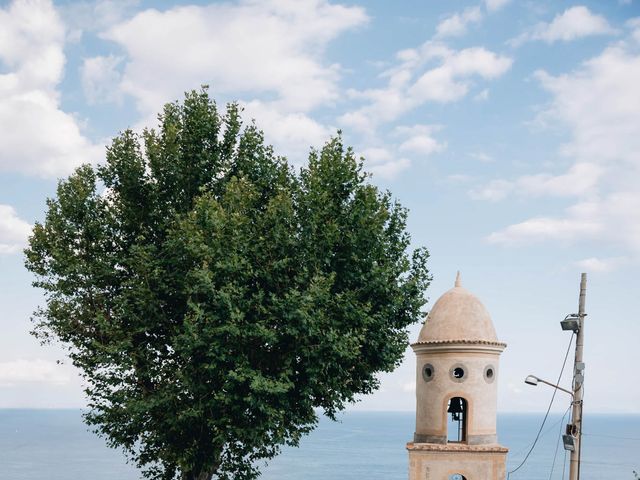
[407,273,508,480]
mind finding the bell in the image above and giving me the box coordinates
[447,397,463,414]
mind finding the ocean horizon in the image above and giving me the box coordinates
[0,409,637,479]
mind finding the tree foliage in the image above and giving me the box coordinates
[25,89,431,480]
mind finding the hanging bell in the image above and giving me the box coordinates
[447,397,463,414]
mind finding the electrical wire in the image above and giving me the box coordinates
[548,404,571,480]
[507,332,575,479]
[577,383,584,480]
[508,410,572,460]
[582,433,640,441]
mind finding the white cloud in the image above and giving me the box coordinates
[0,359,72,386]
[487,34,640,253]
[474,88,489,101]
[435,6,483,38]
[399,135,445,155]
[409,46,512,103]
[484,0,511,12]
[359,147,411,179]
[396,124,446,156]
[103,0,367,114]
[487,216,602,246]
[81,54,123,104]
[241,100,332,164]
[95,0,366,161]
[340,43,512,135]
[471,162,603,201]
[628,17,640,43]
[0,0,102,177]
[469,179,513,201]
[61,0,140,40]
[574,256,626,273]
[511,6,616,46]
[0,205,31,255]
[469,151,494,163]
[447,174,473,184]
[347,125,445,178]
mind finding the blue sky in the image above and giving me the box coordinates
[1,0,639,414]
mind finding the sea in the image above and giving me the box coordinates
[0,410,637,479]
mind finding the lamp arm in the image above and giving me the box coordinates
[537,378,574,397]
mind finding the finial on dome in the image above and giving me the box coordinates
[455,271,462,287]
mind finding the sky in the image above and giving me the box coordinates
[1,0,639,415]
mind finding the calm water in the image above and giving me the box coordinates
[0,410,637,479]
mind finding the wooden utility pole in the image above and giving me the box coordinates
[569,273,587,480]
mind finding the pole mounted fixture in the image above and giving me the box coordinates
[561,313,581,332]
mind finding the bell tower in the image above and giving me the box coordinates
[407,273,508,480]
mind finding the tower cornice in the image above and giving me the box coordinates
[411,339,507,355]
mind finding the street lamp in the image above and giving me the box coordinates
[524,374,578,453]
[523,375,574,397]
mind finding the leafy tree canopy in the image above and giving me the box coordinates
[25,88,431,480]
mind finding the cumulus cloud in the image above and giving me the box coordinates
[469,151,494,163]
[359,147,410,179]
[340,42,512,135]
[0,359,71,386]
[95,0,366,162]
[396,124,446,156]
[574,256,626,273]
[0,205,31,255]
[241,100,332,164]
[487,216,602,246]
[104,0,367,114]
[484,0,511,12]
[628,17,640,43]
[435,6,483,38]
[511,6,616,46]
[61,0,140,40]
[81,54,123,104]
[0,0,102,177]
[474,88,490,101]
[471,163,603,201]
[486,34,640,253]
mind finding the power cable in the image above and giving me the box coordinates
[509,410,572,460]
[577,384,584,480]
[582,433,640,441]
[507,332,575,479]
[549,404,571,480]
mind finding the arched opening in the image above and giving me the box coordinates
[447,397,467,443]
[448,475,467,480]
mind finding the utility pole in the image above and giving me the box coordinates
[569,273,587,480]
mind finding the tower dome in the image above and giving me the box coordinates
[416,272,499,345]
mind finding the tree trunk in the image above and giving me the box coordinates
[181,465,218,480]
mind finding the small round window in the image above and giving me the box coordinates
[449,363,466,383]
[484,365,496,383]
[422,363,435,382]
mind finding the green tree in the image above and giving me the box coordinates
[25,89,431,480]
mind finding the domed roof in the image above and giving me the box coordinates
[416,272,499,344]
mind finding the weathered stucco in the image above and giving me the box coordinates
[413,349,501,444]
[407,443,508,480]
